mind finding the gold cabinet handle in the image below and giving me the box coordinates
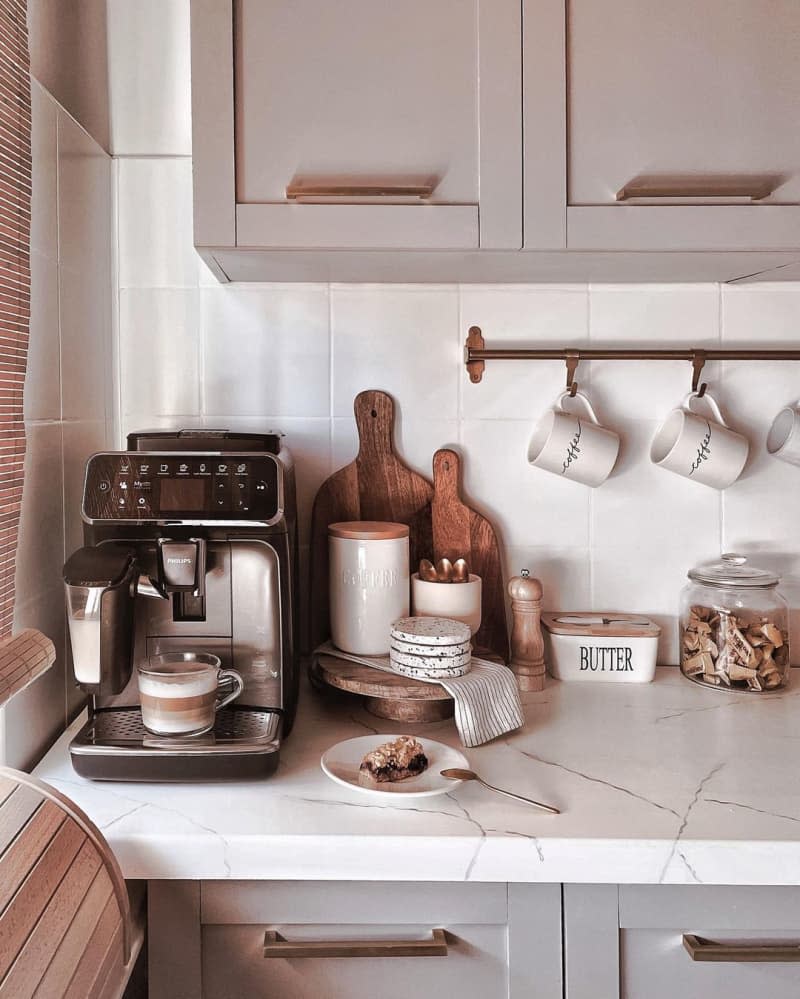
[616,176,776,201]
[683,934,800,963]
[285,179,436,200]
[263,928,448,958]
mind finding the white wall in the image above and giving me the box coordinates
[110,2,800,665]
[27,0,111,151]
[3,80,113,770]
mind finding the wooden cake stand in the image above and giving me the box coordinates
[312,654,454,723]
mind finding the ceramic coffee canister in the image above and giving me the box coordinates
[328,521,410,655]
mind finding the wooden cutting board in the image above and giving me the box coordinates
[309,390,434,651]
[430,448,509,663]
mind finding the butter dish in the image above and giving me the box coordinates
[542,613,661,683]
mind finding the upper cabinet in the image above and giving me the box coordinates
[192,0,521,263]
[555,0,800,251]
[192,0,800,281]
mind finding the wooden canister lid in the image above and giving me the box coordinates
[328,521,409,540]
[542,613,661,638]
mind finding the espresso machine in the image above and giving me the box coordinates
[63,429,298,781]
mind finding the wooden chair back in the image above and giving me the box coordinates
[0,766,134,998]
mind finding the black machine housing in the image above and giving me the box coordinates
[67,429,299,781]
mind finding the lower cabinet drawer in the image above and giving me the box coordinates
[622,928,800,999]
[618,887,800,999]
[202,922,510,999]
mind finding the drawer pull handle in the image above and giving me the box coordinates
[616,176,776,202]
[285,179,437,200]
[683,934,800,963]
[263,928,449,958]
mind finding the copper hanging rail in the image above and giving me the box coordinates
[464,326,800,385]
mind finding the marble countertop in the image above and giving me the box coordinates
[33,669,800,885]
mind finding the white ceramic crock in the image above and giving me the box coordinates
[329,521,409,655]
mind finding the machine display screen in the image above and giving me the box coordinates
[159,478,206,511]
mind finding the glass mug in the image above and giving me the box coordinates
[137,653,243,737]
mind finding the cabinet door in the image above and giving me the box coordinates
[620,886,800,999]
[228,0,521,251]
[623,929,800,999]
[565,885,800,999]
[204,923,509,999]
[563,0,800,250]
[198,881,561,999]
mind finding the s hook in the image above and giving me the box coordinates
[691,351,708,397]
[565,350,579,397]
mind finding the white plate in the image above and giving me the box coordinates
[320,735,469,799]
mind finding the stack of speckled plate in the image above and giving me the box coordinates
[389,617,473,679]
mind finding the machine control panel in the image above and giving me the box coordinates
[83,452,281,522]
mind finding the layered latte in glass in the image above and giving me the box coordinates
[138,653,243,736]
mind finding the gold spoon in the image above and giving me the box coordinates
[451,558,470,583]
[419,559,439,582]
[440,768,560,814]
[435,558,454,582]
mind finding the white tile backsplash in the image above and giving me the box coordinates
[331,287,460,418]
[459,286,589,420]
[30,82,57,260]
[120,288,200,416]
[60,268,110,423]
[110,154,800,667]
[118,158,198,288]
[591,419,721,550]
[61,420,110,556]
[202,286,330,417]
[589,284,722,423]
[460,420,591,550]
[6,86,112,768]
[721,284,800,344]
[57,109,111,279]
[107,0,192,156]
[14,422,65,603]
[505,547,592,611]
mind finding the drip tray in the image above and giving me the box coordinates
[70,706,282,782]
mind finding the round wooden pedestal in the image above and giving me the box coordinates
[312,655,454,724]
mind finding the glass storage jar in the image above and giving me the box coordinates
[680,553,790,692]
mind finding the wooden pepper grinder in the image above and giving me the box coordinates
[508,572,545,691]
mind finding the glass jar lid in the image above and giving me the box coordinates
[688,553,780,589]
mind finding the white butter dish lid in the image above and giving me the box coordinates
[542,613,661,638]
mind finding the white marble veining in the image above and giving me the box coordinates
[34,670,800,885]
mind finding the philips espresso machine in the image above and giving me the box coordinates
[63,429,298,780]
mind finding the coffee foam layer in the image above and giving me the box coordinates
[138,673,216,699]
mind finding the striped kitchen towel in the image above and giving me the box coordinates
[315,642,524,747]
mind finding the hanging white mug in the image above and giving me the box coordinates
[527,391,620,487]
[767,405,800,467]
[651,391,749,489]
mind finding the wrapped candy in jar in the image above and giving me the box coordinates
[680,553,790,693]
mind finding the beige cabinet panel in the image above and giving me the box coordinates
[568,0,800,205]
[235,0,478,206]
[227,0,521,250]
[563,0,800,251]
[203,923,510,999]
[565,885,800,999]
[167,881,563,999]
[622,929,800,999]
